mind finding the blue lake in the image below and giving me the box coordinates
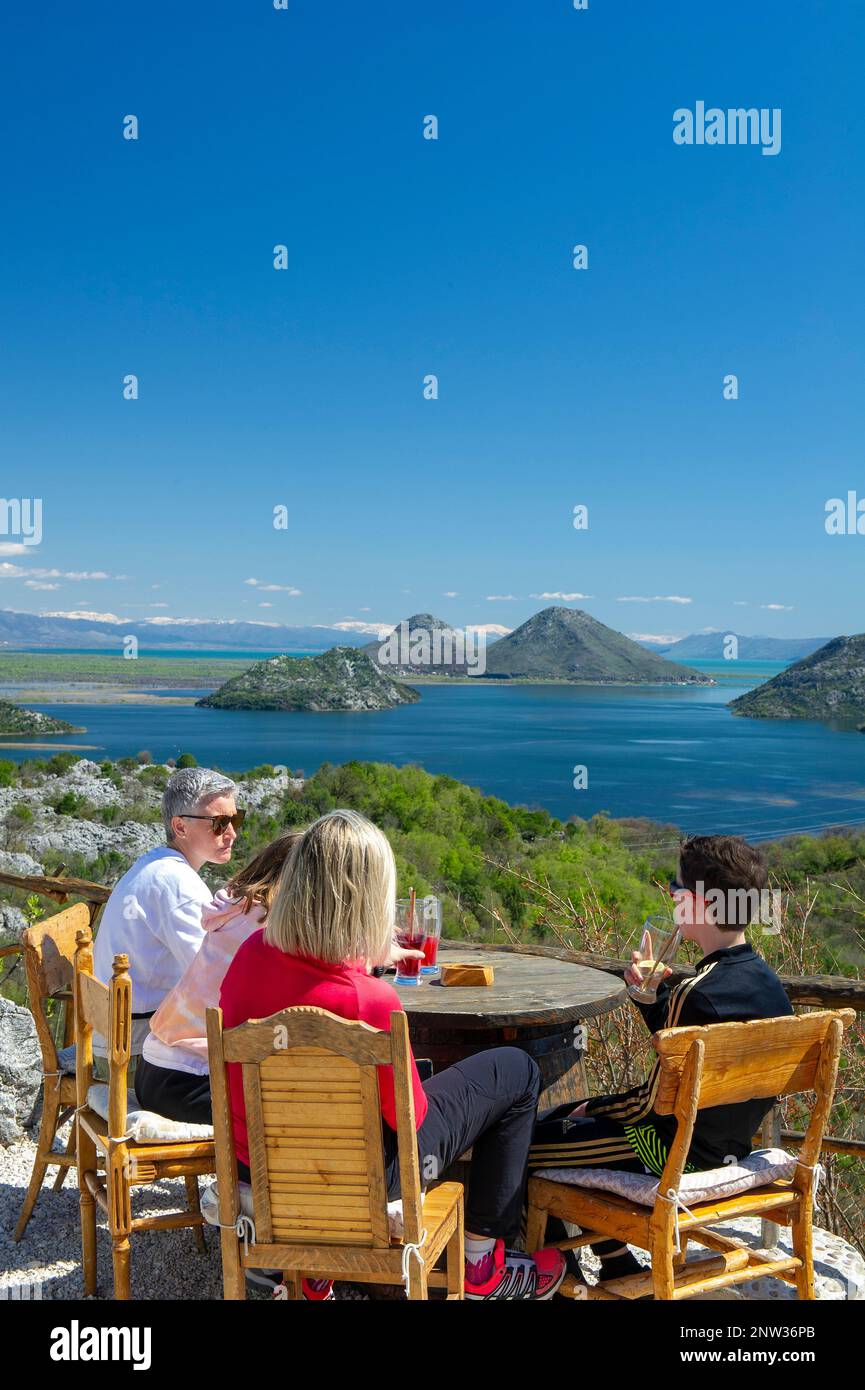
[13,671,865,841]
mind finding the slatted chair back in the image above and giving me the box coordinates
[74,928,132,1144]
[21,902,91,1072]
[652,1010,853,1115]
[650,1009,854,1204]
[209,1004,423,1250]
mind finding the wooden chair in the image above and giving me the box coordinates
[74,927,216,1299]
[14,901,93,1241]
[205,1003,464,1300]
[526,1009,854,1301]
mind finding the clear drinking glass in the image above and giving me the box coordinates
[394,897,425,985]
[627,915,681,1005]
[419,896,442,976]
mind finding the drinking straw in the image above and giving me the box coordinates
[408,886,416,932]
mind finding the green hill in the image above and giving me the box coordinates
[484,607,712,683]
[0,700,81,736]
[196,647,420,712]
[729,634,865,727]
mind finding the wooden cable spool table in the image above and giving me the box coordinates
[395,940,627,1109]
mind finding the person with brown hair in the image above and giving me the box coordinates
[527,833,793,1283]
[135,829,304,1125]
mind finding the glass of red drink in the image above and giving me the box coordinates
[394,897,425,985]
[420,896,442,977]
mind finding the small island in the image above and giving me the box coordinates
[197,647,421,713]
[0,699,83,737]
[729,635,864,728]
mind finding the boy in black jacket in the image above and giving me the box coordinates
[528,834,792,1281]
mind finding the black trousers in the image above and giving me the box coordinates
[528,1104,646,1176]
[384,1046,541,1242]
[527,1104,647,1266]
[135,1056,213,1125]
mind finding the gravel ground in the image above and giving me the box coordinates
[1,1117,226,1300]
[0,1116,372,1300]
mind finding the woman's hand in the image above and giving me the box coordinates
[385,940,425,969]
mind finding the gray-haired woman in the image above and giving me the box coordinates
[92,766,244,1054]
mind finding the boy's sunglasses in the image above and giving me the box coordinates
[669,879,707,899]
[180,811,246,835]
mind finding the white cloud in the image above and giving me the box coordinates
[443,591,458,598]
[530,592,592,601]
[733,601,749,607]
[258,602,274,608]
[0,563,112,581]
[628,632,681,645]
[244,578,302,595]
[466,623,511,636]
[359,606,371,612]
[0,543,33,557]
[149,602,169,609]
[24,580,60,591]
[761,603,794,611]
[485,594,518,602]
[617,595,693,605]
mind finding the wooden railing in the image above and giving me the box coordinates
[0,869,108,962]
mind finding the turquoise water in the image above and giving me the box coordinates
[14,666,865,841]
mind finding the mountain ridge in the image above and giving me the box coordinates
[646,632,830,662]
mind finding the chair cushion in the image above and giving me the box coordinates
[534,1148,798,1207]
[86,1083,214,1143]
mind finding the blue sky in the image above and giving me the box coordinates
[1,0,863,642]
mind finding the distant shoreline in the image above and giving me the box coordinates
[2,678,719,707]
[3,688,198,706]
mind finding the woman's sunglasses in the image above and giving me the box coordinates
[180,811,246,835]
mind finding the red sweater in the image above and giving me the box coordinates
[218,929,429,1166]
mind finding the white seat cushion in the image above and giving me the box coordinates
[534,1148,798,1207]
[86,1083,214,1143]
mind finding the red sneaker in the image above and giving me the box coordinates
[464,1240,566,1300]
[301,1278,335,1301]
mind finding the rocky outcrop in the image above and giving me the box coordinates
[0,997,42,1146]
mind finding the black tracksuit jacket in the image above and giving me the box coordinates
[584,942,793,1170]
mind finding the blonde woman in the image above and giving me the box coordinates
[219,808,566,1300]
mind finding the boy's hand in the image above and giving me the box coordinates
[624,950,672,989]
[568,1101,589,1119]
